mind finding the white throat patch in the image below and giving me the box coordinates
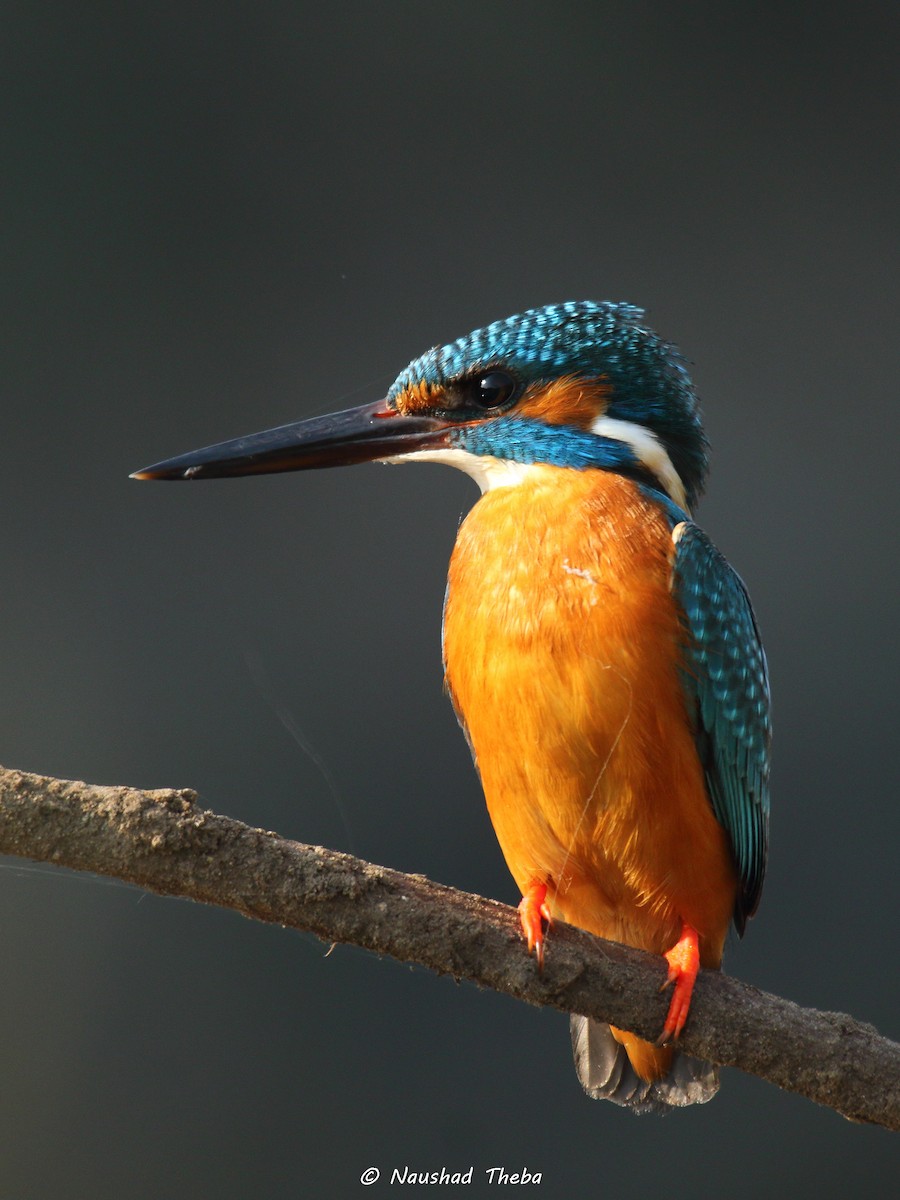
[382,447,540,493]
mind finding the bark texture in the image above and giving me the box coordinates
[0,764,896,1130]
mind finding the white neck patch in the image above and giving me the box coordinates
[589,414,688,512]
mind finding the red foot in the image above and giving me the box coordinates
[518,880,552,970]
[657,921,700,1044]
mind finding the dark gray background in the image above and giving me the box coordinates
[2,3,897,1197]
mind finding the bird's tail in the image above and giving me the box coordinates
[570,1015,719,1113]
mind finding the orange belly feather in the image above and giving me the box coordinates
[443,466,737,1079]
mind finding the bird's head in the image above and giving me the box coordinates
[133,301,708,513]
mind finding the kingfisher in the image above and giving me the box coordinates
[133,301,770,1113]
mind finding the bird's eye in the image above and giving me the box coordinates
[471,370,518,410]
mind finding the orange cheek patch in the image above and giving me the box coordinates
[516,376,612,428]
[392,381,442,415]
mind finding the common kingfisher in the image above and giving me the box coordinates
[134,302,771,1113]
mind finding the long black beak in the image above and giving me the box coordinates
[131,399,447,481]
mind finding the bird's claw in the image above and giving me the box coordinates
[656,921,700,1045]
[518,881,552,971]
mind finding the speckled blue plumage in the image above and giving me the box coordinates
[672,523,771,930]
[640,478,771,912]
[388,301,709,509]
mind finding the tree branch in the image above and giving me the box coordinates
[0,764,896,1130]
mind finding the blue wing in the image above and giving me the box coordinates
[671,522,771,933]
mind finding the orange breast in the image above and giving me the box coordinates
[443,466,736,966]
